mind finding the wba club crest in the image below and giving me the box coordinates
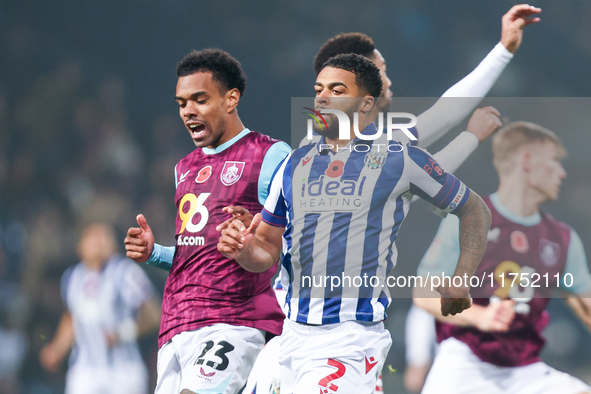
[364,152,387,169]
[220,161,245,186]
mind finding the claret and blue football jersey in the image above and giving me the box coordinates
[262,123,470,325]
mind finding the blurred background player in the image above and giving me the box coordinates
[414,121,591,394]
[39,223,160,394]
[123,48,290,394]
[218,53,491,394]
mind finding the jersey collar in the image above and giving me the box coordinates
[202,128,251,155]
[489,192,541,227]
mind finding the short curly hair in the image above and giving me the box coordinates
[176,48,246,96]
[314,33,375,75]
[321,53,382,98]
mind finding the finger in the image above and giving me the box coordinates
[485,106,501,117]
[125,244,148,253]
[136,214,150,232]
[507,4,541,17]
[217,242,240,257]
[219,234,243,249]
[124,236,148,247]
[126,227,142,237]
[222,226,245,243]
[216,218,234,232]
[126,251,146,260]
[523,17,541,26]
[246,213,263,235]
[228,218,247,233]
[231,205,251,216]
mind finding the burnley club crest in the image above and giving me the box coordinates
[221,161,245,186]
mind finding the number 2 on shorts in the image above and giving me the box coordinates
[319,359,346,393]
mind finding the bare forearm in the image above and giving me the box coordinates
[454,192,491,279]
[413,286,483,327]
[235,236,280,273]
[52,312,75,358]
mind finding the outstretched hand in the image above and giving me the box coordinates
[500,4,541,53]
[124,214,155,263]
[217,213,262,260]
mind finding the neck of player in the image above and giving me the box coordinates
[496,176,545,217]
[209,113,245,149]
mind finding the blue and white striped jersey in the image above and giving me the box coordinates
[61,255,154,367]
[262,123,470,325]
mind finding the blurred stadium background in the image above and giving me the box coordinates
[1,0,591,392]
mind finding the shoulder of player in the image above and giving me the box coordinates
[244,130,288,149]
[540,210,572,234]
[61,264,79,288]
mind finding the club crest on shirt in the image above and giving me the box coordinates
[364,152,387,170]
[539,239,560,267]
[220,161,245,186]
[510,230,529,253]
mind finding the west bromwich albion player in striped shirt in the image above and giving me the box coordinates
[218,53,492,393]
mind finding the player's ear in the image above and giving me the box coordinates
[226,88,240,112]
[359,96,375,114]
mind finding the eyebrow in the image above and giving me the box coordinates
[314,82,348,90]
[175,91,207,101]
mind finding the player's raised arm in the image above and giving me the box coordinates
[218,213,284,273]
[438,191,491,316]
[416,5,540,148]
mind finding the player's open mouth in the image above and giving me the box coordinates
[188,123,206,139]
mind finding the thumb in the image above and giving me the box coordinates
[136,214,151,232]
[246,213,263,234]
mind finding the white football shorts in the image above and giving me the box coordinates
[422,337,591,394]
[279,319,392,394]
[155,323,265,394]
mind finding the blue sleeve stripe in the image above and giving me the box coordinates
[258,142,291,205]
[431,174,457,206]
[262,208,288,227]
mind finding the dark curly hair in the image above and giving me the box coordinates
[321,53,382,98]
[176,48,246,96]
[314,33,375,75]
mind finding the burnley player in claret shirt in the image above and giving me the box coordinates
[124,48,290,394]
[415,122,591,394]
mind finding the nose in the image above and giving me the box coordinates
[559,163,567,179]
[182,101,198,118]
[315,94,330,107]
